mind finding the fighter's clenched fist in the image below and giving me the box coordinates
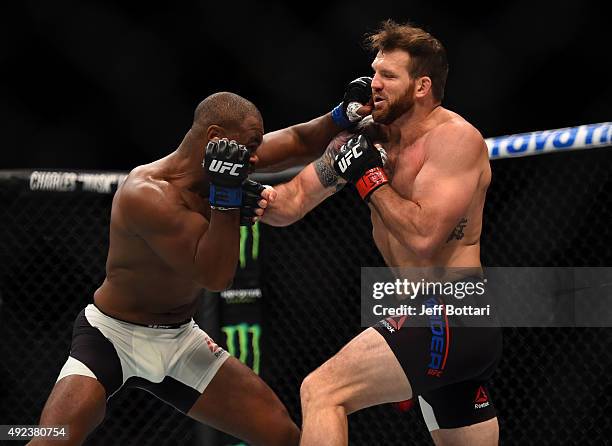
[331,76,373,128]
[333,134,388,201]
[204,138,249,209]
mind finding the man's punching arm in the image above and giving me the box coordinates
[121,186,240,291]
[122,139,250,291]
[255,77,373,171]
[369,124,485,259]
[256,116,340,171]
[260,132,350,226]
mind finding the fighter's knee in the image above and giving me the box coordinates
[300,368,338,409]
[299,371,319,406]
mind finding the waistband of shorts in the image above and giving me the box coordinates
[91,303,193,329]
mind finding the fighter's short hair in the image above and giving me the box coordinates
[193,92,261,132]
[366,20,449,102]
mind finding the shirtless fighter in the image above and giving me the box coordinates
[30,89,360,446]
[260,21,502,445]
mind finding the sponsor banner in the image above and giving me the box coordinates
[361,267,612,327]
[486,122,611,160]
[220,222,263,373]
[28,170,128,193]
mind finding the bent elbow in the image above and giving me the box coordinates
[198,273,234,292]
[411,237,438,261]
[207,280,233,293]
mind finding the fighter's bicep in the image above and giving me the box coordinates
[418,124,484,223]
[145,210,210,273]
[415,163,480,234]
[122,187,209,273]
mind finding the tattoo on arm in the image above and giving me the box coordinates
[314,145,345,192]
[447,218,468,242]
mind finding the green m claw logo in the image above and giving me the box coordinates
[222,323,261,375]
[239,222,259,268]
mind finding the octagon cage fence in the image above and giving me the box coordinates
[0,122,610,445]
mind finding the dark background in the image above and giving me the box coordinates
[3,0,609,170]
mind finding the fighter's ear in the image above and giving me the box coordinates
[415,76,432,98]
[207,125,226,141]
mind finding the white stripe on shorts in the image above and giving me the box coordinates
[419,395,440,431]
[57,356,97,382]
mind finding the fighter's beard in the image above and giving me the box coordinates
[372,85,415,124]
[373,97,414,124]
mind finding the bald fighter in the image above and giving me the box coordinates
[30,90,352,446]
[260,20,502,446]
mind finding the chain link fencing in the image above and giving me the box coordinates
[0,142,611,445]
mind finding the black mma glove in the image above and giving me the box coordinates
[203,138,249,210]
[240,179,267,226]
[331,76,372,128]
[333,134,388,201]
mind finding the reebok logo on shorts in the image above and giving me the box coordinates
[387,316,407,330]
[474,386,490,409]
[380,316,407,333]
[205,335,223,357]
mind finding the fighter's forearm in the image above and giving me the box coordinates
[262,159,344,227]
[255,114,340,172]
[261,181,306,227]
[194,210,241,291]
[369,186,440,259]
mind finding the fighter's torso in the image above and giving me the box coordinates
[370,110,490,268]
[94,158,210,325]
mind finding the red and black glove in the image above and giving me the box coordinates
[332,134,388,201]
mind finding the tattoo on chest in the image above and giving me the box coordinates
[314,146,345,192]
[447,218,468,242]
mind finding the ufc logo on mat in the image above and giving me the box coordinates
[337,145,363,173]
[208,160,244,176]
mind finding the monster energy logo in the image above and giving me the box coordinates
[239,222,260,268]
[222,323,261,375]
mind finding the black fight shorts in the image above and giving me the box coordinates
[374,277,502,430]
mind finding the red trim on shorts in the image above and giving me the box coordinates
[441,303,451,370]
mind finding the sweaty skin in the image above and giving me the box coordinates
[366,48,490,269]
[262,51,491,271]
[94,117,264,325]
[94,162,213,324]
[94,109,342,326]
[261,108,490,270]
[260,47,497,446]
[30,94,347,445]
[368,108,491,269]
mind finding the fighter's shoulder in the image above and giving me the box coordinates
[426,114,486,160]
[116,167,179,221]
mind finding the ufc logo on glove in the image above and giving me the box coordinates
[208,160,244,176]
[336,146,363,173]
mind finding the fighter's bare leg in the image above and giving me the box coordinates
[299,327,412,446]
[187,356,300,446]
[28,375,106,446]
[430,418,499,446]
